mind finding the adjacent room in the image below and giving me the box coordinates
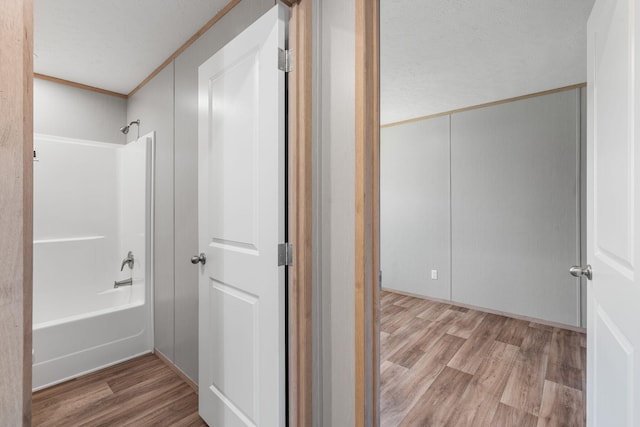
[379,0,594,424]
[29,0,285,425]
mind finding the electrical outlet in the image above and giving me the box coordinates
[431,269,438,280]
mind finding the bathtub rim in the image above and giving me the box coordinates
[33,293,145,330]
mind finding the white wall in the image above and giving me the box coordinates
[34,78,126,144]
[381,116,451,300]
[320,0,356,424]
[381,89,582,327]
[452,89,581,326]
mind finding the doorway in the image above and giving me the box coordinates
[378,85,590,422]
[353,0,594,424]
[3,1,314,425]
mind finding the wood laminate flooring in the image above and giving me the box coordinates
[380,290,586,427]
[33,293,585,426]
[32,353,206,427]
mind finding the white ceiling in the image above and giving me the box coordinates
[381,0,595,124]
[34,0,231,95]
[35,1,595,113]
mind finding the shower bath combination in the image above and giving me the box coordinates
[120,119,141,138]
[32,133,154,391]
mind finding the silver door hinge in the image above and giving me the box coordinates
[278,48,293,72]
[278,242,293,266]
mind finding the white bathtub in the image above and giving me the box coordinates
[32,280,150,391]
[32,134,154,391]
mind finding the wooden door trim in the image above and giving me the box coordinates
[0,0,33,424]
[287,1,314,426]
[23,0,35,422]
[34,73,127,99]
[381,82,587,128]
[355,0,380,425]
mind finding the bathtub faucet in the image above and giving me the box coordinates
[120,251,134,271]
[114,278,133,288]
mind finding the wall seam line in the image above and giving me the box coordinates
[576,88,583,327]
[449,113,453,301]
[172,60,177,363]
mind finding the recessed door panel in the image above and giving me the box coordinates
[594,304,633,426]
[593,0,634,273]
[205,280,258,426]
[208,51,260,252]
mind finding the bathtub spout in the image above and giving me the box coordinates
[114,278,133,288]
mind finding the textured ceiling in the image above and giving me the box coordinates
[381,0,595,124]
[35,1,595,110]
[34,0,231,94]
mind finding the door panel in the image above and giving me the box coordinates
[594,306,633,425]
[587,0,640,424]
[208,51,260,249]
[593,0,633,271]
[198,5,286,427]
[206,281,258,425]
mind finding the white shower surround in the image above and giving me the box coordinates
[32,133,154,391]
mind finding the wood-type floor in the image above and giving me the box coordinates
[32,353,206,427]
[380,290,586,427]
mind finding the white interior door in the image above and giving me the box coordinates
[586,0,640,425]
[197,5,286,426]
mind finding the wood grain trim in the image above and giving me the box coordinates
[154,350,198,393]
[23,0,34,424]
[127,0,241,97]
[381,83,587,128]
[34,73,127,99]
[355,0,380,425]
[0,0,32,423]
[287,1,314,426]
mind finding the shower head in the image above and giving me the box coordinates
[120,119,140,135]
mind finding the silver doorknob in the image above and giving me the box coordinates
[569,265,592,280]
[191,253,206,265]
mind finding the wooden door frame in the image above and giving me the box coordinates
[1,0,33,424]
[286,1,314,425]
[354,0,380,425]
